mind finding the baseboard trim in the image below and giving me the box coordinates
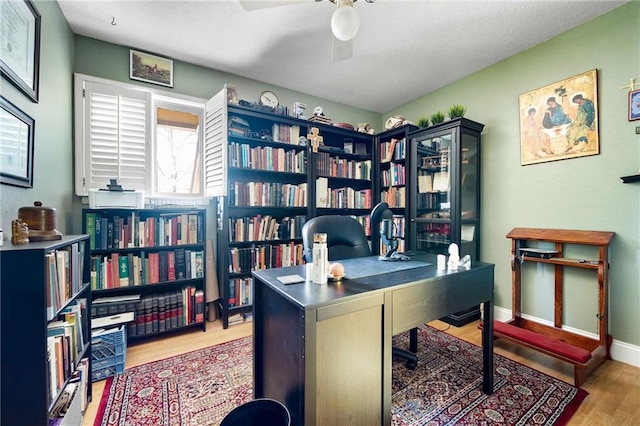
[492,306,639,369]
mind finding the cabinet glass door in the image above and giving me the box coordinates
[413,130,454,254]
[460,130,480,260]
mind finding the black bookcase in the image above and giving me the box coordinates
[1,235,92,425]
[212,98,375,328]
[374,123,419,255]
[408,117,485,326]
[82,208,207,340]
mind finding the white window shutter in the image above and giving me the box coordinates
[76,79,149,195]
[204,87,228,197]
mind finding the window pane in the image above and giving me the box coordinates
[155,107,201,195]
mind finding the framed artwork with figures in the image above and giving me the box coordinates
[518,69,599,166]
[629,89,640,121]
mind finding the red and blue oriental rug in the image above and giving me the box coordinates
[94,325,587,425]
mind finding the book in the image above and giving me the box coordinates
[159,251,168,282]
[85,213,97,250]
[432,171,450,192]
[316,177,328,208]
[194,289,204,323]
[119,255,129,287]
[188,214,198,243]
[175,248,186,280]
[148,252,160,284]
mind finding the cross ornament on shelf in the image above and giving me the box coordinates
[307,127,323,153]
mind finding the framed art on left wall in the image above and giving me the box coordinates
[0,96,35,188]
[0,0,41,102]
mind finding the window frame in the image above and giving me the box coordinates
[74,73,207,200]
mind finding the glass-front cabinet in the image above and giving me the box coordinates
[408,118,484,260]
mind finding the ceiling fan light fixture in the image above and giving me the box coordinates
[331,0,359,41]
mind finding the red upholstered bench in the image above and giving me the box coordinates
[492,320,592,364]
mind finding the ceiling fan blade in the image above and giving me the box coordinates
[331,36,352,62]
[239,0,318,11]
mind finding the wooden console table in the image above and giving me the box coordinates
[497,228,614,387]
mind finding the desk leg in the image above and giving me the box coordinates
[482,300,494,395]
[409,327,418,353]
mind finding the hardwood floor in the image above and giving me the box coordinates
[85,319,639,425]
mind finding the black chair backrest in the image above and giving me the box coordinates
[302,215,371,262]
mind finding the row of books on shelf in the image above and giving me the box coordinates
[228,181,307,208]
[229,242,305,274]
[315,151,372,180]
[127,287,204,337]
[416,191,448,209]
[271,122,301,144]
[91,294,140,318]
[228,115,251,137]
[90,249,204,290]
[47,298,90,409]
[315,179,373,209]
[46,242,86,321]
[381,163,406,187]
[228,142,306,173]
[380,137,406,163]
[85,211,204,250]
[228,214,306,243]
[381,186,407,208]
[351,215,372,236]
[227,277,253,307]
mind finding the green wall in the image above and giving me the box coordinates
[387,2,640,346]
[73,36,380,130]
[0,1,75,235]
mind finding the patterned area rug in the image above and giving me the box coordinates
[94,325,587,426]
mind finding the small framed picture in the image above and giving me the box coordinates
[628,89,640,121]
[0,96,35,188]
[130,49,173,87]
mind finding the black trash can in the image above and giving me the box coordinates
[221,398,291,426]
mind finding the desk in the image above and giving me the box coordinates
[252,256,494,426]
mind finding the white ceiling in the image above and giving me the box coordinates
[58,0,628,113]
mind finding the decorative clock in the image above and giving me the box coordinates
[259,90,279,107]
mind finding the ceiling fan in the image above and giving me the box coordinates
[239,0,375,61]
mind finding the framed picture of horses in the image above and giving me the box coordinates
[130,49,174,88]
[518,69,599,165]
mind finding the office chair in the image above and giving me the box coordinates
[301,215,419,369]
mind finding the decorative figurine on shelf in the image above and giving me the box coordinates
[292,102,307,119]
[313,106,325,116]
[11,219,29,245]
[447,243,460,270]
[357,123,376,135]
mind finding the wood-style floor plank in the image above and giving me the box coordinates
[84,319,639,425]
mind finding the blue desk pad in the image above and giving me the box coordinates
[339,256,432,280]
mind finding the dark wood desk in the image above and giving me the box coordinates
[252,256,494,426]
